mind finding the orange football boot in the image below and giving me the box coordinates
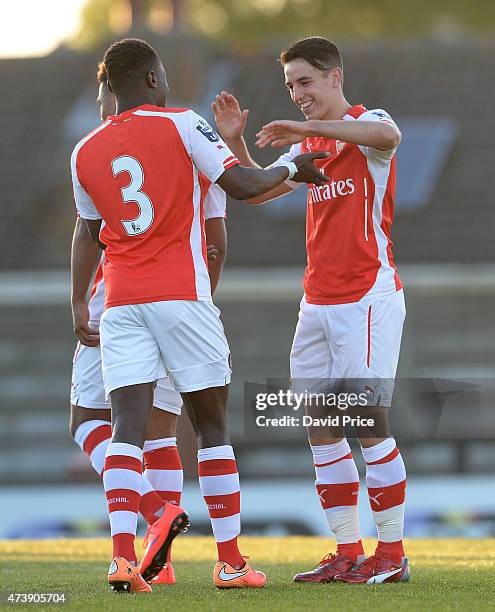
[213,559,266,589]
[107,557,152,593]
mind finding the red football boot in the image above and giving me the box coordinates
[335,555,410,584]
[139,504,189,582]
[150,562,176,585]
[293,553,361,583]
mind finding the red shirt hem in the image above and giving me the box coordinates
[105,293,210,309]
[305,282,403,306]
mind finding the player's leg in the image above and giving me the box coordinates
[70,405,112,473]
[333,290,409,584]
[291,298,364,583]
[144,383,183,507]
[100,305,188,592]
[141,383,184,585]
[182,385,264,587]
[145,299,265,588]
[69,342,175,529]
[70,343,112,475]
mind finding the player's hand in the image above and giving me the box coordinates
[291,152,330,185]
[207,244,219,261]
[255,120,309,149]
[212,91,249,142]
[72,301,100,347]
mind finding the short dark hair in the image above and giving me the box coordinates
[96,61,107,84]
[280,37,342,72]
[103,38,159,92]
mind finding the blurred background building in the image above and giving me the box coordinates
[1,0,494,539]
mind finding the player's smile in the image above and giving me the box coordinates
[299,99,314,115]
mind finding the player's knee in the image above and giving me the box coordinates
[196,427,230,449]
[146,408,178,439]
[69,405,111,439]
[112,412,147,447]
[308,433,345,447]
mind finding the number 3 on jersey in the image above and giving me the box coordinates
[112,155,154,236]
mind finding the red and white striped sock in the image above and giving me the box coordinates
[103,442,143,564]
[143,437,183,506]
[73,420,165,525]
[139,476,168,526]
[73,420,112,476]
[198,445,243,568]
[361,437,407,564]
[312,440,365,561]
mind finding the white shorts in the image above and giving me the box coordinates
[290,289,406,407]
[100,299,231,397]
[70,343,182,414]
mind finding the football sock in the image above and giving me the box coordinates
[103,442,143,564]
[198,445,243,568]
[143,437,183,505]
[74,420,165,525]
[361,437,406,564]
[73,419,112,476]
[311,440,364,561]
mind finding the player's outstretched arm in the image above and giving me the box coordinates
[205,218,227,295]
[213,91,259,168]
[256,118,401,151]
[216,152,329,202]
[71,218,101,347]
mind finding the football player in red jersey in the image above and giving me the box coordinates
[70,62,228,586]
[70,38,327,592]
[213,36,409,585]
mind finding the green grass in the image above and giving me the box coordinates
[1,538,494,611]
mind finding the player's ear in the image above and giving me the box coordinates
[330,67,343,88]
[147,70,157,89]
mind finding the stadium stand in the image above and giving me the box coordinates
[0,39,494,269]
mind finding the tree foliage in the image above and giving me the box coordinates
[72,0,495,50]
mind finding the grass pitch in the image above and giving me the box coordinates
[1,537,494,611]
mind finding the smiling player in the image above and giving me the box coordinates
[213,36,409,585]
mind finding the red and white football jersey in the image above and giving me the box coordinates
[87,183,227,329]
[271,105,402,305]
[71,104,238,309]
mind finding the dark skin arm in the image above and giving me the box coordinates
[71,217,101,347]
[205,217,227,294]
[216,152,329,200]
[85,218,106,250]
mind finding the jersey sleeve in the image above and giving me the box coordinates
[204,183,227,220]
[265,143,303,190]
[186,111,240,183]
[358,109,399,162]
[70,147,102,220]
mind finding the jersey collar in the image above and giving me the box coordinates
[109,104,165,122]
[343,104,367,120]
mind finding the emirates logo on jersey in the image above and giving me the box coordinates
[308,178,355,205]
